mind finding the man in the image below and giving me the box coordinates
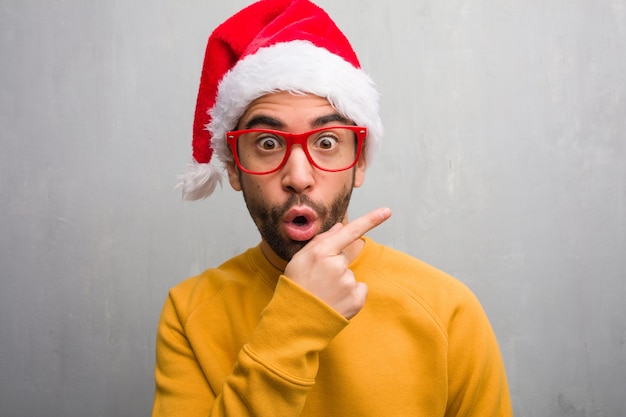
[153,0,513,416]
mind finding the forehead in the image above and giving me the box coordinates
[248,90,331,107]
[238,92,340,128]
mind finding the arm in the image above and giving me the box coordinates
[152,294,214,417]
[444,290,513,417]
[153,276,347,417]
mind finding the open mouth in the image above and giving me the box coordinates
[292,216,308,226]
[283,207,318,241]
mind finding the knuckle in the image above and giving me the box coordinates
[346,225,364,242]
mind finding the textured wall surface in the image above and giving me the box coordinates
[1,0,624,416]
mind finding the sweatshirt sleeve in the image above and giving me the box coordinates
[152,275,348,417]
[444,288,513,417]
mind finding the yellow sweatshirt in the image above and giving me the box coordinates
[153,237,512,416]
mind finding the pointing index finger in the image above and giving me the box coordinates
[327,207,392,253]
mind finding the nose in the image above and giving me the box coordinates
[280,145,315,193]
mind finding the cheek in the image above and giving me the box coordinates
[240,175,274,204]
[318,172,358,200]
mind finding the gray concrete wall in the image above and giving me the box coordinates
[1,0,624,415]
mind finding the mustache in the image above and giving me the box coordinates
[271,194,328,220]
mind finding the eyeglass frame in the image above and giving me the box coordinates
[225,125,367,175]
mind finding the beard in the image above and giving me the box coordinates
[242,185,354,262]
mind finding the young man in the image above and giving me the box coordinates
[153,0,513,416]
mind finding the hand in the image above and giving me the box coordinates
[284,207,392,319]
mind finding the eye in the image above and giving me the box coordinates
[313,134,339,150]
[256,135,282,151]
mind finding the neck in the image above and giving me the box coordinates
[260,235,366,273]
[260,241,289,271]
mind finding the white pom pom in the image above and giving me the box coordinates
[176,163,223,200]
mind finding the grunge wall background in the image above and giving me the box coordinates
[1,1,624,415]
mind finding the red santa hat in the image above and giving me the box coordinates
[179,0,383,200]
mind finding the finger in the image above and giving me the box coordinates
[309,222,343,243]
[325,207,392,253]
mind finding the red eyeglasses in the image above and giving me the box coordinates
[226,126,367,175]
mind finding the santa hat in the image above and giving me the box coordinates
[179,0,383,200]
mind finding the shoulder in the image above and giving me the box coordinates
[360,238,485,327]
[359,238,470,294]
[165,246,265,323]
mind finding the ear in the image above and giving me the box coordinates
[226,161,242,191]
[353,154,367,188]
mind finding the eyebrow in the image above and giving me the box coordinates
[241,113,353,130]
[241,115,285,130]
[311,113,353,127]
